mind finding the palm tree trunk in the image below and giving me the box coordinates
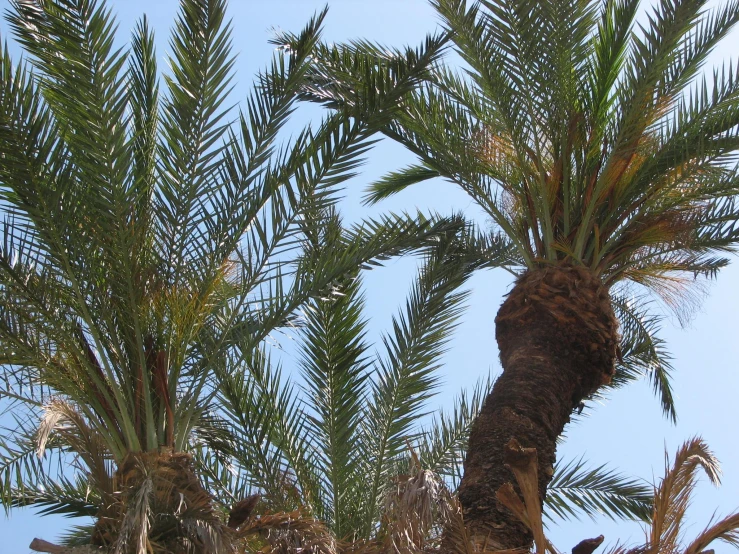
[91,449,227,553]
[457,265,619,550]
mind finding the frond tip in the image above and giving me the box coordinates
[546,457,653,523]
[608,437,739,554]
[649,437,722,553]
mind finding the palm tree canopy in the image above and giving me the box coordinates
[375,0,739,285]
[201,217,653,544]
[0,0,448,457]
[282,0,739,420]
[0,0,456,546]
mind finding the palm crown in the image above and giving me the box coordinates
[283,0,739,548]
[0,0,452,548]
[372,0,739,281]
[292,0,739,419]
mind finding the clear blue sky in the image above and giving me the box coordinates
[1,0,737,552]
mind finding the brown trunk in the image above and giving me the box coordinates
[457,265,618,550]
[91,449,228,553]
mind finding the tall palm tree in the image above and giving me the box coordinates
[282,0,739,548]
[0,0,451,550]
[194,216,654,551]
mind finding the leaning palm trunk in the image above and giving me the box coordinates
[248,0,739,548]
[458,265,619,549]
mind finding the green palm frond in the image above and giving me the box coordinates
[0,405,104,518]
[294,0,739,421]
[0,412,53,511]
[300,0,739,280]
[417,376,493,488]
[297,213,370,537]
[610,294,676,421]
[0,0,447,454]
[59,524,98,547]
[546,457,653,524]
[272,27,449,122]
[156,0,235,283]
[367,164,441,201]
[11,475,100,519]
[356,231,483,535]
[214,348,321,514]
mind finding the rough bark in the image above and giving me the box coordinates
[90,448,228,553]
[457,265,618,550]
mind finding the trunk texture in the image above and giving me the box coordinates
[457,265,618,550]
[91,449,227,553]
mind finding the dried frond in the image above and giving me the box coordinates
[382,466,441,553]
[36,402,65,459]
[611,438,734,554]
[648,437,721,552]
[114,472,153,554]
[228,495,260,530]
[683,512,739,554]
[435,491,479,554]
[502,439,547,554]
[571,536,604,554]
[238,510,337,554]
[100,450,232,554]
[378,457,533,554]
[36,400,114,496]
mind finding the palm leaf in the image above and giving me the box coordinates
[610,294,676,421]
[417,376,494,489]
[357,231,478,535]
[605,438,739,554]
[297,212,371,537]
[546,457,653,524]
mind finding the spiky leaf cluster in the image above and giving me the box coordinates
[289,0,739,420]
[0,0,452,535]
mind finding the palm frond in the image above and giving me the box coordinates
[274,26,448,122]
[610,294,676,421]
[366,164,441,203]
[298,212,370,537]
[358,231,476,534]
[683,512,739,554]
[648,437,721,552]
[155,0,235,285]
[309,0,739,324]
[214,348,321,514]
[545,457,653,524]
[10,475,100,519]
[607,438,739,554]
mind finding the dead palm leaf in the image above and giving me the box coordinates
[648,437,721,553]
[603,437,739,554]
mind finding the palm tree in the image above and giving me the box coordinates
[194,217,654,551]
[0,0,451,550]
[283,0,739,548]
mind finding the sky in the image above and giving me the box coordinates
[0,0,738,552]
